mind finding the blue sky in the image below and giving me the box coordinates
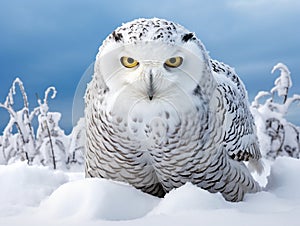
[0,0,299,133]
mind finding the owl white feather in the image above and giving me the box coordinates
[85,18,263,202]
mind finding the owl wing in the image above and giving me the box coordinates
[211,60,262,163]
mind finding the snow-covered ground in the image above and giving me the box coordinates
[0,157,300,226]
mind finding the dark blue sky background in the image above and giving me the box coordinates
[0,0,299,134]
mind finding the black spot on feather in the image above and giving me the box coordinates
[193,85,203,98]
[182,33,195,42]
[112,31,123,42]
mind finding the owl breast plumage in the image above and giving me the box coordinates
[84,18,263,202]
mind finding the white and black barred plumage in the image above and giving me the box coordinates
[85,18,263,202]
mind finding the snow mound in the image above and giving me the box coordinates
[39,178,159,221]
[266,157,300,200]
[0,161,67,217]
[149,182,227,215]
[1,157,300,226]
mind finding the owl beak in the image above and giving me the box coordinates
[147,70,155,101]
[148,92,154,101]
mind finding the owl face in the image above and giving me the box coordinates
[98,41,207,100]
[93,18,216,116]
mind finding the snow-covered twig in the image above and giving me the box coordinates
[38,86,57,106]
[267,94,300,116]
[252,91,270,108]
[271,63,292,104]
[44,120,56,170]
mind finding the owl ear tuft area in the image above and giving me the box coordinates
[182,32,195,42]
[112,31,123,42]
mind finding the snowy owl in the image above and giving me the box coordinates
[85,18,263,202]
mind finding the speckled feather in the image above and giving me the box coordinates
[85,18,262,202]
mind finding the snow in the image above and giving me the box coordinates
[1,158,300,226]
[0,162,67,217]
[40,178,158,221]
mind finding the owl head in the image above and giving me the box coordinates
[93,18,216,109]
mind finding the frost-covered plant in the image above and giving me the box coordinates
[251,63,300,160]
[0,78,37,164]
[270,63,292,104]
[35,87,69,169]
[35,87,57,167]
[0,78,85,168]
[36,112,69,169]
[67,117,85,166]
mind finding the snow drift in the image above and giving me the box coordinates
[1,158,300,226]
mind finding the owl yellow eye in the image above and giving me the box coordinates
[164,56,183,68]
[120,56,139,68]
